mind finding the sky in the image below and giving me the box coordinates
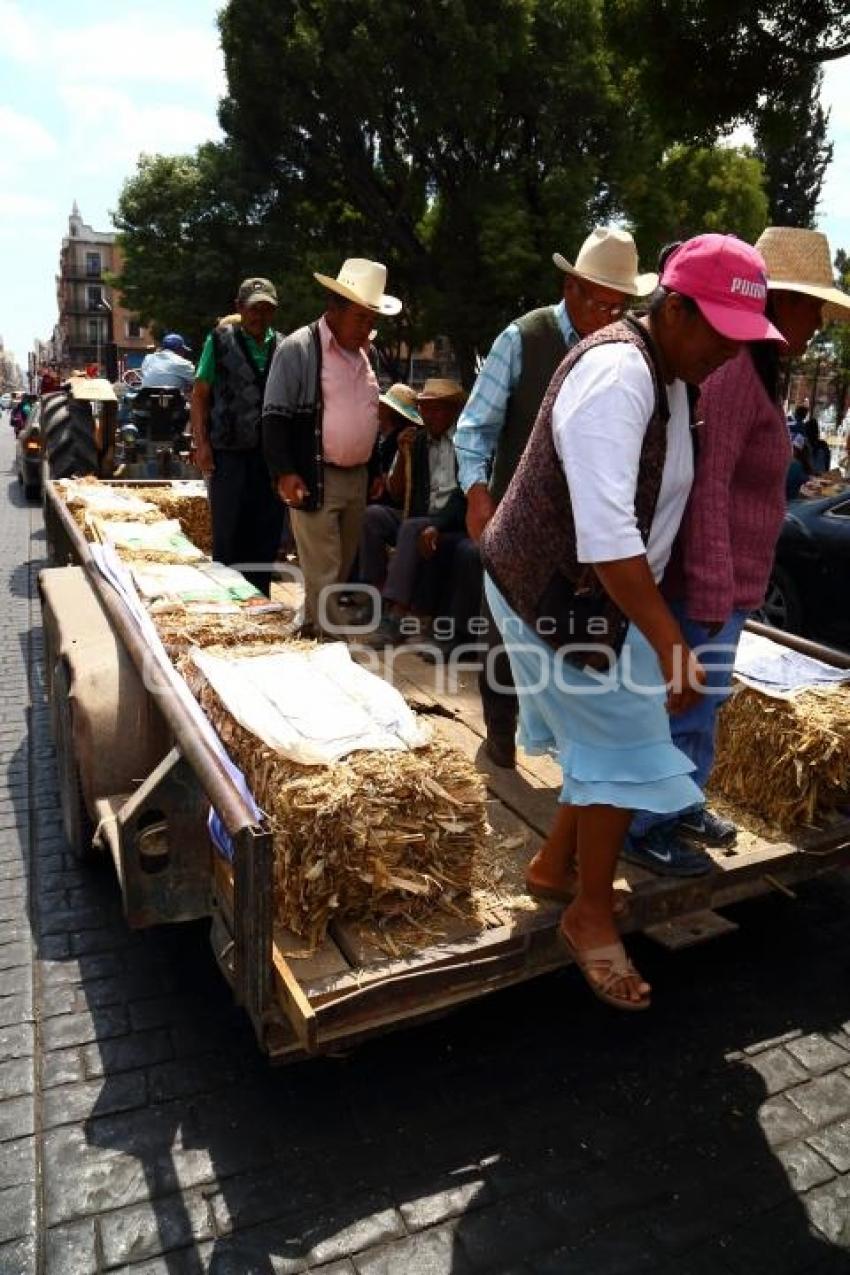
[0,2,848,373]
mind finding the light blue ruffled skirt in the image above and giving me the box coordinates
[484,575,704,813]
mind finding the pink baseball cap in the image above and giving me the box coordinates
[660,234,786,343]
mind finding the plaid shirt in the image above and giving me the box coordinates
[454,300,576,493]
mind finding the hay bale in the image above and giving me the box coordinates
[154,610,297,658]
[129,487,213,557]
[182,655,487,947]
[711,683,850,830]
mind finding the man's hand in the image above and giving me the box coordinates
[368,475,386,502]
[194,438,214,477]
[659,644,708,716]
[278,473,310,508]
[418,526,440,559]
[397,426,418,453]
[465,483,495,542]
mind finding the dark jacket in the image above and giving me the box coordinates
[209,324,280,450]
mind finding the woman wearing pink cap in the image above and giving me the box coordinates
[481,233,784,1011]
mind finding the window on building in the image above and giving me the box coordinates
[126,319,142,339]
[86,252,101,277]
[87,285,102,310]
[87,319,101,345]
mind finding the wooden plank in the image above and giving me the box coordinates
[272,942,318,1053]
[274,925,352,984]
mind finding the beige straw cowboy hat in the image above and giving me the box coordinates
[314,258,402,316]
[553,227,657,297]
[379,383,423,425]
[417,378,467,402]
[755,227,850,324]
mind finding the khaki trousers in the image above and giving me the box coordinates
[290,463,367,630]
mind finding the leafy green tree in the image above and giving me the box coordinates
[829,249,850,427]
[755,67,832,227]
[626,145,769,264]
[112,145,272,352]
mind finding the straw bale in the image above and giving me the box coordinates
[182,655,487,947]
[128,487,213,556]
[153,610,297,658]
[711,683,850,830]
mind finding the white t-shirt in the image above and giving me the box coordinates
[552,343,693,582]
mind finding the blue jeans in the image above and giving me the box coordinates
[630,604,749,837]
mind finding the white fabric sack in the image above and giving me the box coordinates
[734,630,849,700]
[191,642,430,765]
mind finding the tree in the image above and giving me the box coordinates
[755,67,832,227]
[112,145,272,353]
[829,249,850,427]
[626,145,769,265]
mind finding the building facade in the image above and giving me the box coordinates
[54,202,151,376]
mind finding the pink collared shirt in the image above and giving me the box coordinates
[319,316,379,466]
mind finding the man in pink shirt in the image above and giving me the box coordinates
[262,259,402,634]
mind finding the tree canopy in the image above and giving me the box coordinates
[112,0,842,375]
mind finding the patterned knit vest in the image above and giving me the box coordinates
[209,325,280,450]
[490,306,569,504]
[480,317,671,657]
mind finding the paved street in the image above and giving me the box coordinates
[3,426,850,1274]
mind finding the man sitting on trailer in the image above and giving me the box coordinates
[361,378,468,645]
[191,278,284,596]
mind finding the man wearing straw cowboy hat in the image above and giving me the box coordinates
[626,226,850,878]
[262,258,402,635]
[454,226,657,767]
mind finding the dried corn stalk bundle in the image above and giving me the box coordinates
[183,659,487,947]
[154,609,297,658]
[128,487,213,556]
[711,684,850,830]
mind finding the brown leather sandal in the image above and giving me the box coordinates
[559,923,651,1012]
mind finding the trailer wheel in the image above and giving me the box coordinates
[43,395,98,480]
[52,661,96,863]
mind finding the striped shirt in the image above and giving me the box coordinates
[454,300,576,493]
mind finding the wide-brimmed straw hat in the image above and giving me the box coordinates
[755,227,850,325]
[314,258,402,316]
[379,382,422,425]
[553,227,657,297]
[417,378,466,402]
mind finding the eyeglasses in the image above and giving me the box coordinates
[575,283,626,318]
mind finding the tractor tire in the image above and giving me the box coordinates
[44,397,98,480]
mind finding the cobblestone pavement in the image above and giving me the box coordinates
[3,429,850,1274]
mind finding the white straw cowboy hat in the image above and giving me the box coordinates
[379,382,423,425]
[417,377,466,402]
[755,227,850,325]
[553,227,657,297]
[314,258,402,316]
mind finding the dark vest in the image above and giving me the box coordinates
[489,305,569,503]
[481,318,674,658]
[209,325,279,450]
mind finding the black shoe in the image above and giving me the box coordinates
[677,807,738,847]
[622,827,714,878]
[484,732,516,769]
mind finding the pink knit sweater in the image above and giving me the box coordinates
[672,348,791,623]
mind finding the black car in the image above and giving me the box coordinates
[760,492,850,645]
[15,403,43,501]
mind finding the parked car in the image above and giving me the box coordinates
[15,403,43,500]
[0,392,12,412]
[759,493,850,645]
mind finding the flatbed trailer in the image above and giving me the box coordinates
[41,478,850,1061]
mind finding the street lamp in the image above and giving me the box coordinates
[96,298,118,381]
